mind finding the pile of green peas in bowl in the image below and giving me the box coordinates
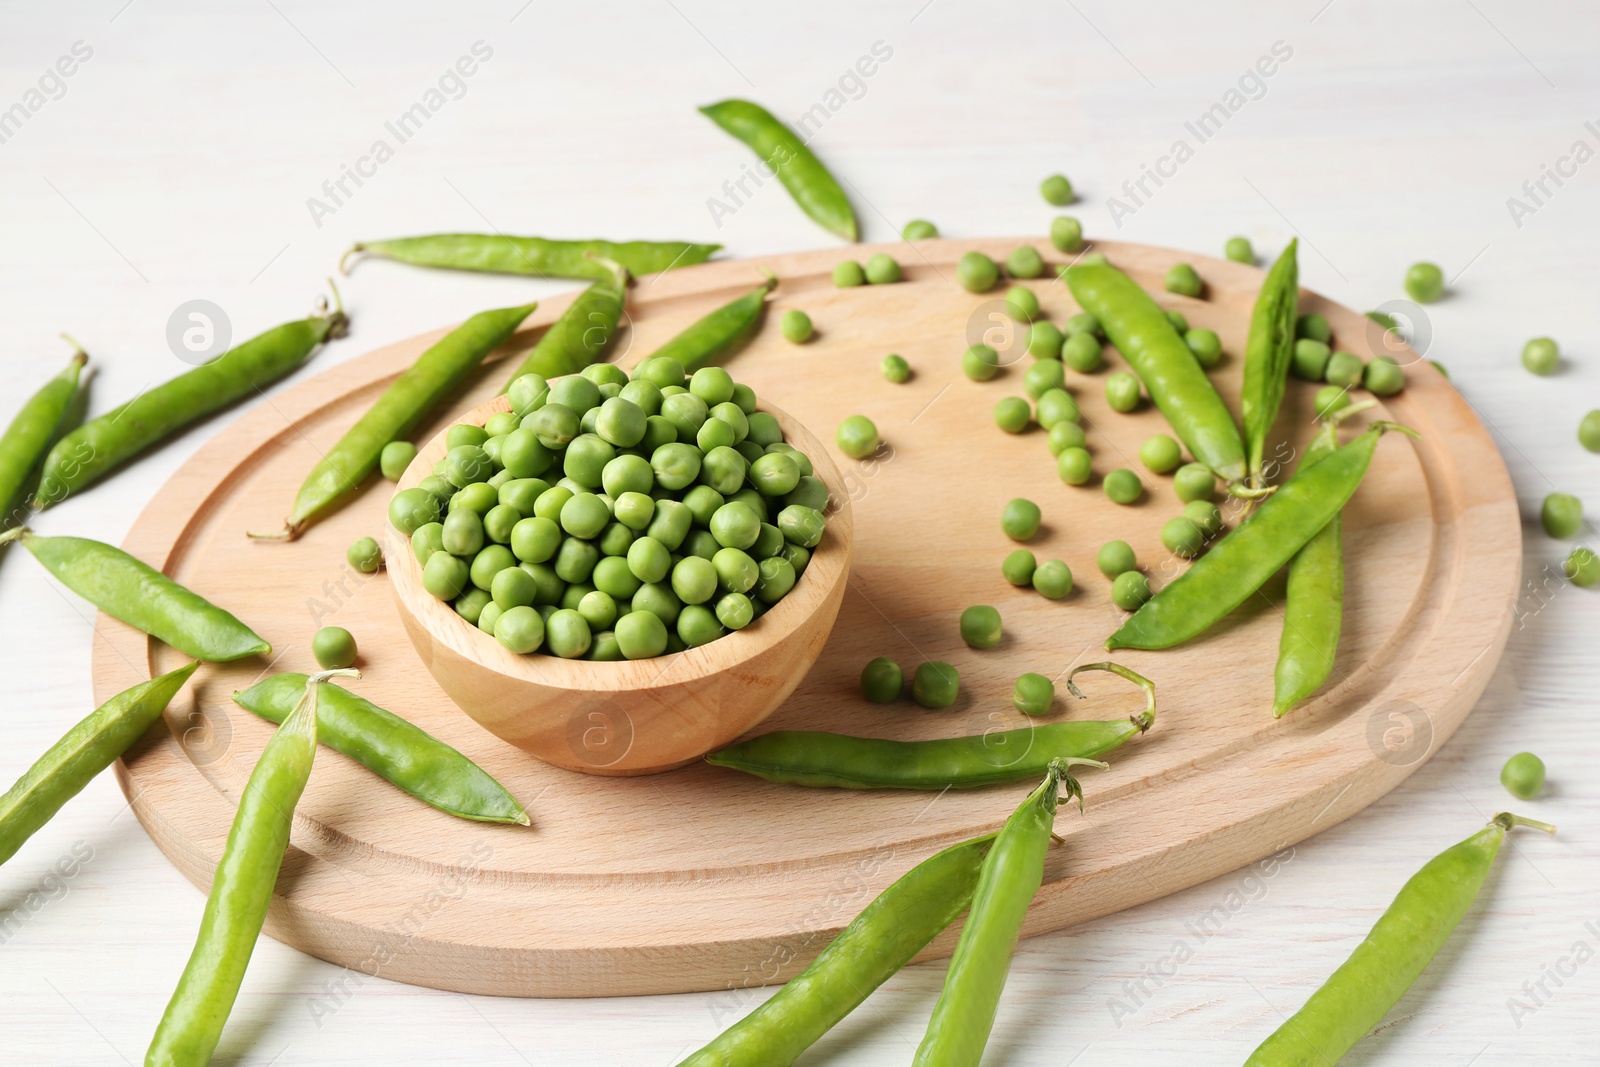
[387,358,830,661]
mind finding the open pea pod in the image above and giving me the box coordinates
[1240,239,1299,491]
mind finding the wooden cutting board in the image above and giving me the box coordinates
[94,238,1519,998]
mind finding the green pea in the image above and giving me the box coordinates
[661,392,710,441]
[1077,251,1109,267]
[540,608,588,658]
[860,656,904,703]
[1047,421,1088,455]
[686,367,734,407]
[1022,361,1065,402]
[1522,337,1560,376]
[559,582,595,612]
[1185,328,1222,370]
[712,546,759,595]
[389,487,441,536]
[529,403,579,449]
[1103,468,1142,505]
[1325,351,1364,389]
[963,344,1001,382]
[715,591,755,630]
[506,516,556,564]
[451,482,500,517]
[779,542,811,576]
[786,477,830,514]
[1001,548,1037,587]
[378,441,416,481]
[1006,286,1040,323]
[1036,389,1080,429]
[311,626,357,669]
[553,537,600,584]
[1161,516,1205,558]
[613,609,667,658]
[647,500,692,551]
[746,452,798,498]
[1173,463,1214,503]
[902,219,939,240]
[911,661,959,708]
[556,492,607,540]
[1032,559,1072,599]
[500,428,554,479]
[492,605,544,653]
[836,415,880,459]
[454,587,491,625]
[485,411,520,437]
[1404,261,1444,303]
[1542,493,1585,541]
[1112,570,1152,611]
[594,397,647,449]
[865,254,901,284]
[957,251,1000,293]
[469,544,516,591]
[1582,411,1600,453]
[441,507,484,557]
[676,603,725,647]
[1012,673,1054,716]
[577,590,618,632]
[411,522,444,565]
[1001,498,1041,541]
[1039,173,1074,206]
[882,353,911,383]
[601,454,654,498]
[592,556,642,601]
[476,601,505,635]
[347,537,382,574]
[1140,434,1183,474]
[620,379,664,417]
[1064,311,1101,338]
[1105,371,1142,413]
[1025,321,1061,360]
[994,397,1032,433]
[1165,308,1189,334]
[587,631,623,660]
[1500,752,1545,800]
[959,605,1002,649]
[523,562,565,606]
[696,417,737,452]
[445,423,487,450]
[1296,313,1331,343]
[507,373,550,417]
[423,552,469,601]
[1165,263,1203,298]
[731,486,772,522]
[1061,331,1103,372]
[746,413,783,447]
[776,504,825,549]
[583,363,629,390]
[1184,499,1224,537]
[491,565,538,609]
[706,502,759,552]
[549,376,601,416]
[1097,540,1136,578]
[701,445,747,495]
[1364,356,1405,396]
[483,503,522,545]
[1315,385,1353,419]
[833,260,866,287]
[1224,236,1254,264]
[754,556,797,603]
[1050,216,1084,253]
[1056,447,1092,485]
[1565,546,1600,587]
[1006,245,1045,279]
[416,474,455,504]
[1292,339,1332,381]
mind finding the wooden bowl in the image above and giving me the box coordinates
[385,392,854,776]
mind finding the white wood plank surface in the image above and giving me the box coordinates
[0,1,1595,1062]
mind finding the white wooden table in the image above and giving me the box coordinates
[2,2,1595,1062]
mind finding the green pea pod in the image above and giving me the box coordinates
[35,291,347,508]
[708,663,1153,790]
[912,759,1087,1066]
[678,833,996,1067]
[1241,239,1299,490]
[259,301,537,539]
[0,661,197,868]
[1066,262,1248,487]
[0,342,87,525]
[147,669,354,1067]
[232,673,528,825]
[342,234,720,281]
[1107,422,1414,652]
[699,99,859,242]
[500,259,628,388]
[648,275,776,373]
[0,528,269,661]
[1243,812,1555,1067]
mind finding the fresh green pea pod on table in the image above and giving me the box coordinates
[254,301,538,540]
[34,289,347,508]
[1243,812,1555,1067]
[500,259,628,389]
[0,528,269,660]
[678,833,997,1067]
[699,99,858,242]
[0,661,197,868]
[1107,421,1416,652]
[232,673,528,825]
[1065,262,1250,490]
[646,274,776,373]
[341,233,720,281]
[912,758,1089,1067]
[706,662,1153,790]
[146,668,355,1067]
[1240,239,1299,491]
[0,340,87,525]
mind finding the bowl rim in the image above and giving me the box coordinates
[386,385,854,694]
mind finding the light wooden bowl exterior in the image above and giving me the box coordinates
[386,396,853,775]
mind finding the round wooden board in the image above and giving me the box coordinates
[96,238,1519,998]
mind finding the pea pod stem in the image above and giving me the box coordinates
[147,669,355,1067]
[1065,661,1157,730]
[340,233,720,281]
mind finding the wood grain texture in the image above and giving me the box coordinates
[92,238,1518,999]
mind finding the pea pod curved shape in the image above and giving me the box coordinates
[266,301,537,539]
[700,99,858,241]
[1243,812,1555,1067]
[1066,262,1247,486]
[233,673,528,825]
[501,260,627,388]
[343,234,720,281]
[647,275,776,372]
[1107,423,1410,651]
[36,297,346,507]
[0,343,86,523]
[678,834,995,1067]
[1272,417,1343,716]
[1,528,269,661]
[1241,239,1299,490]
[0,661,197,868]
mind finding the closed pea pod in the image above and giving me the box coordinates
[0,528,268,660]
[1240,239,1299,491]
[1243,812,1555,1067]
[37,291,347,507]
[341,233,719,280]
[699,99,858,241]
[0,661,197,868]
[647,274,777,373]
[258,301,538,539]
[0,342,87,521]
[500,259,627,387]
[232,674,528,824]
